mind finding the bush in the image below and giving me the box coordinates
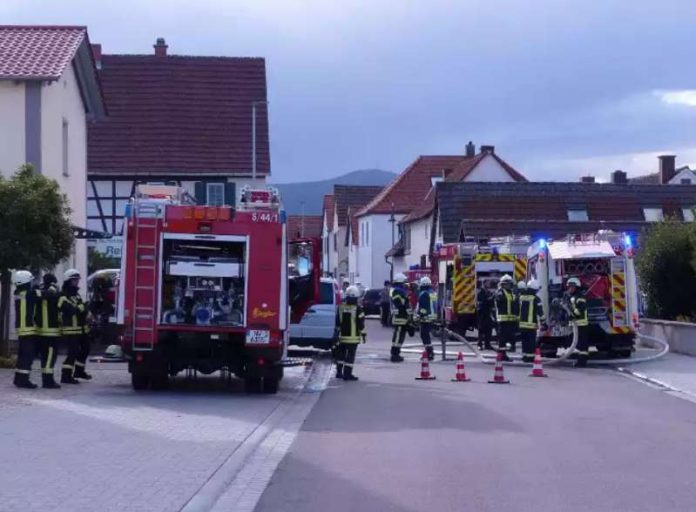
[636,220,696,320]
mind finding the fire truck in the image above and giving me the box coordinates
[526,231,639,358]
[117,184,319,393]
[434,237,529,335]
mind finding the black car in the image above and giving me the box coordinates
[361,288,382,316]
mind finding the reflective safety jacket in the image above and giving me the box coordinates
[36,284,61,337]
[336,302,366,344]
[14,286,40,337]
[568,293,589,327]
[59,289,87,335]
[418,288,438,323]
[495,288,519,323]
[390,286,410,326]
[519,292,545,330]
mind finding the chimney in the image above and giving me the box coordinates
[154,37,168,57]
[91,44,102,70]
[611,170,627,184]
[480,145,495,154]
[465,141,476,158]
[581,176,595,183]
[658,154,676,184]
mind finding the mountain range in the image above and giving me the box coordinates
[273,169,395,215]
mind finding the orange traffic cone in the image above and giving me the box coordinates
[488,351,510,384]
[451,352,471,382]
[415,350,436,380]
[529,347,548,378]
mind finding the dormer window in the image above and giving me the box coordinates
[567,208,588,222]
[643,208,664,222]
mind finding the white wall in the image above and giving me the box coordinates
[465,154,516,182]
[335,225,348,279]
[42,66,89,283]
[402,216,432,270]
[358,213,404,288]
[0,81,26,176]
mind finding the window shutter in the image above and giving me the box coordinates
[194,182,207,205]
[224,182,236,206]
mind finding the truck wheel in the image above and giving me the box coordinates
[262,377,279,394]
[132,374,150,391]
[245,377,262,393]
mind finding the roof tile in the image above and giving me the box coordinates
[333,185,383,226]
[287,215,322,239]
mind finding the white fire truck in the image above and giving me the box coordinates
[117,184,320,393]
[526,231,639,358]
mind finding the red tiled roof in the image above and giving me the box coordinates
[400,151,527,224]
[0,26,86,79]
[88,53,269,176]
[287,215,322,239]
[322,195,335,231]
[333,185,383,226]
[357,155,467,217]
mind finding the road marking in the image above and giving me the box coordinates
[615,367,696,404]
[179,357,332,512]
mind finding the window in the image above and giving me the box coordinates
[403,225,411,251]
[683,208,695,222]
[319,282,334,305]
[62,118,69,176]
[643,208,664,222]
[365,222,369,246]
[206,183,225,206]
[333,233,337,247]
[567,209,588,221]
[681,179,692,185]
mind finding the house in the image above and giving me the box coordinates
[356,143,524,288]
[287,215,322,240]
[434,175,696,247]
[87,38,270,236]
[322,185,382,280]
[0,25,106,280]
[630,155,696,185]
[321,194,336,277]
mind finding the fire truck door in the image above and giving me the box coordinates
[289,238,321,324]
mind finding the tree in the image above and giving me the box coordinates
[635,220,696,320]
[0,165,74,355]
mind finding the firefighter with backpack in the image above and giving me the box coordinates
[519,278,546,363]
[59,269,91,384]
[417,276,438,361]
[335,285,366,381]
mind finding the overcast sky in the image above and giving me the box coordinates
[4,0,696,182]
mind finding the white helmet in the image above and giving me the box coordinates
[105,344,123,359]
[345,285,360,298]
[64,269,81,281]
[13,270,34,286]
[419,276,432,287]
[500,274,513,284]
[393,273,407,284]
[567,277,581,288]
[527,279,540,291]
[517,281,527,290]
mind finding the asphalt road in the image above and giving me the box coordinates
[256,320,696,512]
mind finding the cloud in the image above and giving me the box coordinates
[654,90,696,108]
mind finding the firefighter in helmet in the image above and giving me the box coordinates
[35,273,61,388]
[417,276,437,361]
[335,285,366,381]
[476,279,495,351]
[59,269,88,384]
[494,274,519,361]
[566,277,589,368]
[390,273,410,362]
[13,270,41,389]
[519,279,546,363]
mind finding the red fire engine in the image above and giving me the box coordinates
[117,184,319,394]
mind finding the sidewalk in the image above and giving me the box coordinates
[618,351,696,399]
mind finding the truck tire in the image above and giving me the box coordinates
[245,377,262,393]
[262,377,279,394]
[132,374,150,391]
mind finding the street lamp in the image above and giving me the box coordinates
[251,100,268,181]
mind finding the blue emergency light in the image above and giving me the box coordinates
[538,238,547,249]
[624,234,632,248]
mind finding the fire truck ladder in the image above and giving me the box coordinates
[132,201,163,352]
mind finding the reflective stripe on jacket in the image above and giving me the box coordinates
[36,284,61,337]
[519,293,544,330]
[570,295,589,327]
[15,288,39,336]
[337,303,366,343]
[495,289,518,323]
[418,289,438,322]
[391,287,410,325]
[59,293,86,335]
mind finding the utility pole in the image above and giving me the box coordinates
[388,201,396,282]
[300,200,305,237]
[251,101,268,181]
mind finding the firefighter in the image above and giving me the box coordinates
[59,269,87,384]
[417,276,437,361]
[335,285,366,381]
[390,273,410,363]
[35,273,61,389]
[494,274,518,361]
[380,280,391,327]
[566,277,589,368]
[519,279,546,363]
[13,270,41,389]
[476,280,495,351]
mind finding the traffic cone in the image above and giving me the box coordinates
[529,347,548,378]
[451,352,471,382]
[488,351,510,384]
[415,350,436,380]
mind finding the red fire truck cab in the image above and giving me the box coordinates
[117,184,319,394]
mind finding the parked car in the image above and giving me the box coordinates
[289,278,340,350]
[361,288,382,316]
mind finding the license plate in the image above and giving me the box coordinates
[246,329,270,344]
